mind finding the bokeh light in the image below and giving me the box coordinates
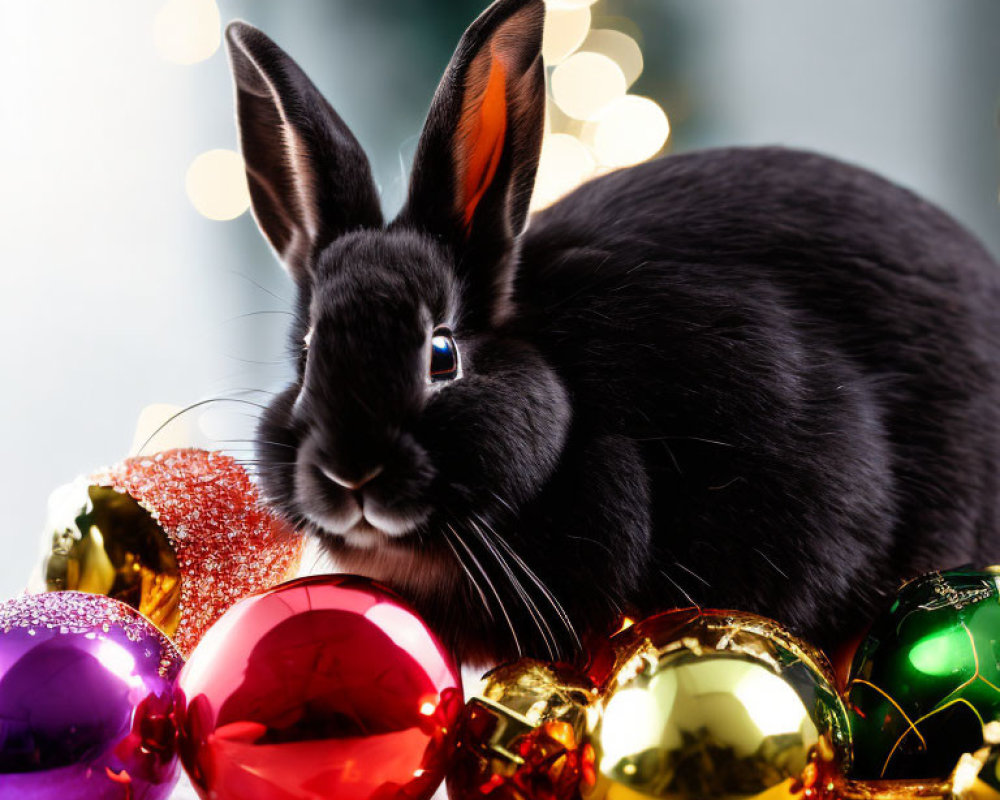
[530,133,596,211]
[153,0,221,65]
[535,1,669,209]
[583,28,644,87]
[588,95,670,168]
[185,149,251,221]
[542,7,592,66]
[551,51,627,120]
[545,0,600,9]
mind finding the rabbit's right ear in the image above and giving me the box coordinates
[226,22,382,282]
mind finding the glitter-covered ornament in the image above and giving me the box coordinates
[0,592,183,799]
[175,574,463,800]
[582,609,849,800]
[448,659,597,800]
[847,567,1000,780]
[33,448,303,656]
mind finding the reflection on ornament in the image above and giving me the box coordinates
[32,449,303,656]
[39,481,182,637]
[583,608,849,800]
[448,659,597,800]
[0,592,182,799]
[176,574,463,800]
[847,568,1000,780]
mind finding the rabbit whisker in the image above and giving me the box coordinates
[227,355,296,366]
[440,525,494,621]
[220,438,298,451]
[136,397,270,456]
[660,568,699,608]
[226,269,291,306]
[675,561,711,587]
[474,512,581,651]
[754,548,789,579]
[225,310,297,323]
[218,387,280,397]
[566,533,615,559]
[487,489,517,517]
[632,434,736,448]
[468,518,557,661]
[444,525,496,632]
[445,522,521,657]
[475,504,580,648]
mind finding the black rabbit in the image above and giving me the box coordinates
[227,0,1000,666]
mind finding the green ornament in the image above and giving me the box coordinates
[847,567,1000,780]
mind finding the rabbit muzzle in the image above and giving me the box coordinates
[293,428,435,548]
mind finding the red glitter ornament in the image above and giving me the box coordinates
[88,448,304,656]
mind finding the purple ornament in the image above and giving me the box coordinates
[0,592,183,799]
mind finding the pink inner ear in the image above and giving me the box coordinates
[460,57,508,232]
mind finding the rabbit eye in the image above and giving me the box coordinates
[429,327,459,383]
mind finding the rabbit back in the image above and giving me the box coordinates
[515,146,1000,646]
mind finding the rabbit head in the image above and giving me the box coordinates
[228,1,583,660]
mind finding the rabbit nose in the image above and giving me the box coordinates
[320,464,384,491]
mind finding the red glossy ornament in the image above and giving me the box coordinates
[175,574,463,800]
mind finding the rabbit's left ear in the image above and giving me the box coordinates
[399,0,545,323]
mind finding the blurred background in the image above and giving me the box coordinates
[1,0,998,602]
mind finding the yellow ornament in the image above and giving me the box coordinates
[582,608,850,800]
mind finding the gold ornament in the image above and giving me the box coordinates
[38,482,182,636]
[582,608,850,800]
[448,658,598,800]
[32,449,303,656]
[834,778,951,799]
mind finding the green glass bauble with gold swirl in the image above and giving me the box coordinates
[847,567,1000,780]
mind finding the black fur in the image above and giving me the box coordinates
[230,1,1000,666]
